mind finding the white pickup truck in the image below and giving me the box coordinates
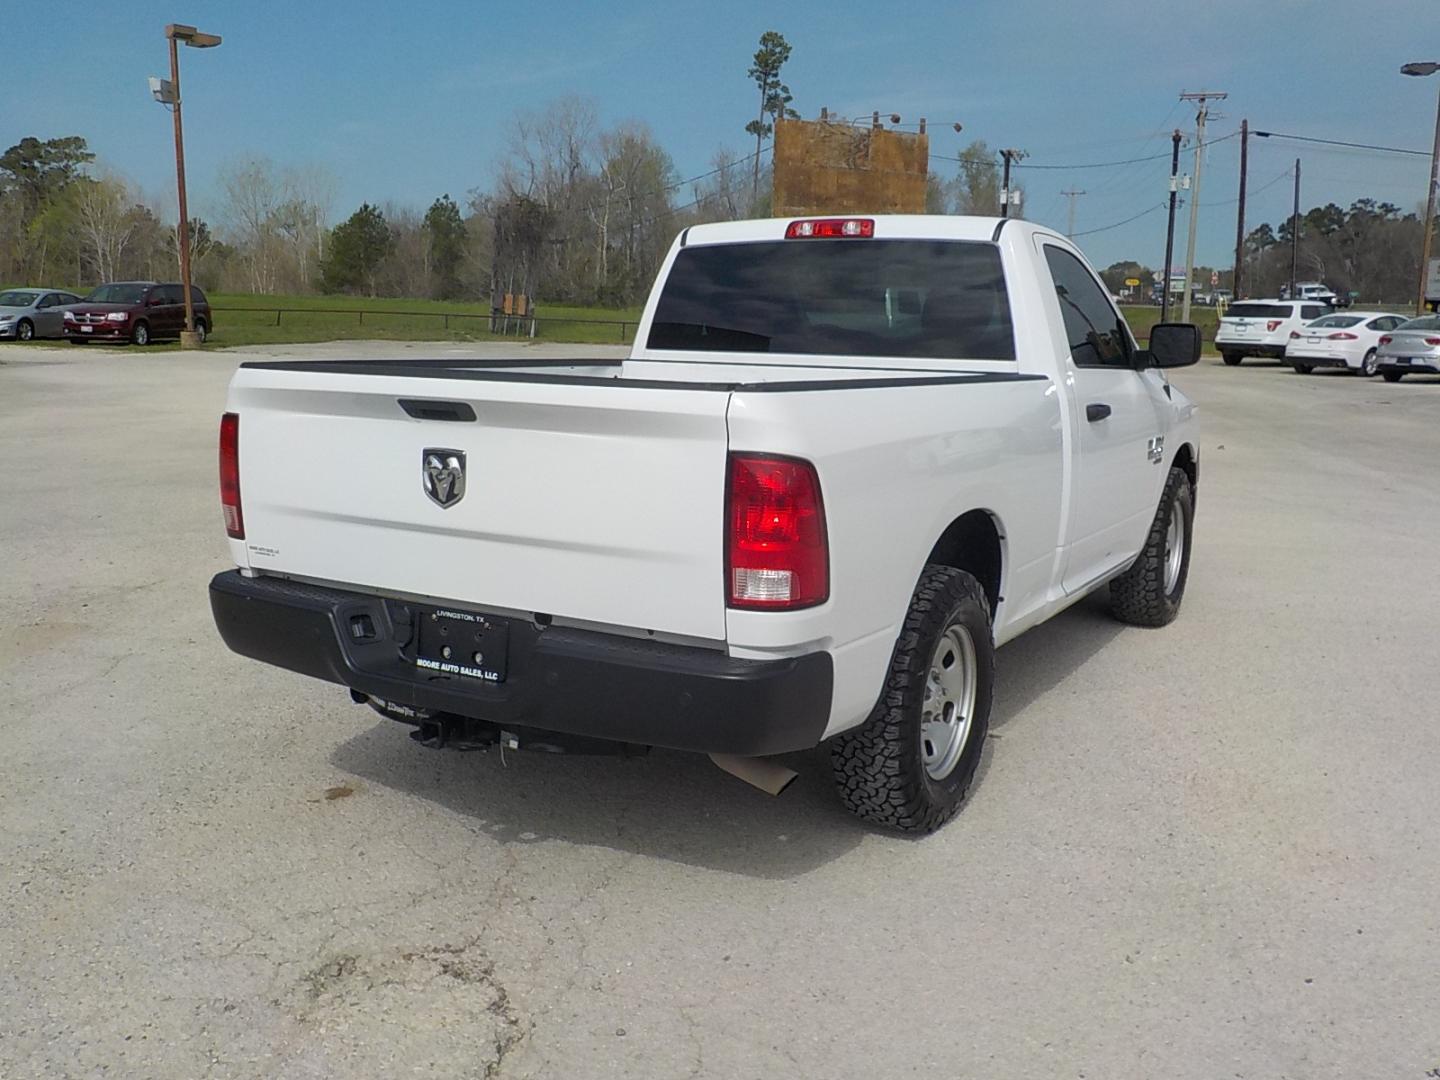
[211,215,1200,832]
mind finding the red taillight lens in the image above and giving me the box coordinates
[1289,331,1301,339]
[219,412,244,539]
[1426,337,1440,346]
[726,454,828,609]
[1379,335,1393,345]
[1267,320,1283,332]
[1328,332,1358,340]
[785,218,874,239]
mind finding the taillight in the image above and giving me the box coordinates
[1379,335,1393,345]
[1427,337,1440,346]
[1267,320,1283,332]
[1328,332,1358,340]
[785,218,874,239]
[219,412,244,539]
[726,454,828,609]
[1289,331,1301,339]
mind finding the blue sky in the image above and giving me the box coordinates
[5,0,1436,270]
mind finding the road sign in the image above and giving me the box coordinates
[1427,258,1440,302]
[1124,277,1141,287]
[1210,270,1219,287]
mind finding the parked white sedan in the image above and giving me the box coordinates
[1285,311,1410,376]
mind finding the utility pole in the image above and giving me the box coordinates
[1162,129,1183,322]
[1179,89,1227,323]
[1290,158,1301,301]
[1000,148,1026,217]
[1234,118,1248,300]
[1061,189,1086,237]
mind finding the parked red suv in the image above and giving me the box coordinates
[62,282,212,346]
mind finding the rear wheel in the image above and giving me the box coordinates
[193,318,207,344]
[17,319,34,341]
[831,566,994,833]
[1109,466,1194,628]
[1382,370,1403,383]
[131,320,150,346]
[1292,363,1313,374]
[1221,351,1243,366]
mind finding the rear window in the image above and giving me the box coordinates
[1309,316,1362,328]
[1225,303,1290,319]
[1301,305,1328,320]
[647,240,1016,360]
[1398,315,1440,331]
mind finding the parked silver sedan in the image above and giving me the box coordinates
[1375,314,1440,381]
[0,288,84,341]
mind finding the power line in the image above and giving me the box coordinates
[928,130,1239,172]
[1070,202,1169,237]
[1203,164,1294,207]
[1252,131,1428,157]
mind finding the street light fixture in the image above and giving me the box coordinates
[149,23,221,348]
[1402,61,1440,313]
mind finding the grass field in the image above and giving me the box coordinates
[201,293,644,348]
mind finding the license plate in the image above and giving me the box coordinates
[1307,336,1320,343]
[1397,357,1412,365]
[81,325,92,333]
[415,608,508,683]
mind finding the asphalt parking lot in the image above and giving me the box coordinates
[2,341,1438,1079]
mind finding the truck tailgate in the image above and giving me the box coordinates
[228,367,730,641]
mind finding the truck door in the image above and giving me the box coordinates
[1036,241,1169,594]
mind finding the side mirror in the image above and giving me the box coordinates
[1144,322,1201,368]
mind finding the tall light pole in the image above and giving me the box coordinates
[151,24,221,348]
[1402,62,1440,314]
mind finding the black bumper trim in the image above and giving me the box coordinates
[209,571,833,756]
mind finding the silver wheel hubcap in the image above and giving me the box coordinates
[1163,497,1185,594]
[1363,352,1376,375]
[921,623,978,781]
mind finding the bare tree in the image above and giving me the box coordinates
[72,175,139,283]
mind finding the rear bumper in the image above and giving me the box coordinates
[1285,351,1352,367]
[1376,356,1440,373]
[209,571,834,756]
[1216,340,1286,358]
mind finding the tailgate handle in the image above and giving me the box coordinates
[399,399,476,422]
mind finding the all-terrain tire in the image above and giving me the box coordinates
[830,566,994,833]
[1109,466,1194,628]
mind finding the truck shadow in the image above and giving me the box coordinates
[329,590,1126,878]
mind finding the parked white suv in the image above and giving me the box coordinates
[1215,299,1332,365]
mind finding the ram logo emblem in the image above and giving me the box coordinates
[422,448,466,508]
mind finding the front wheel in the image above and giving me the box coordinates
[1293,363,1313,374]
[131,320,150,346]
[1359,349,1378,377]
[831,566,994,833]
[1109,466,1194,628]
[1382,370,1403,383]
[17,319,34,341]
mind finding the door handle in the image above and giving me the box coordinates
[1086,402,1112,422]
